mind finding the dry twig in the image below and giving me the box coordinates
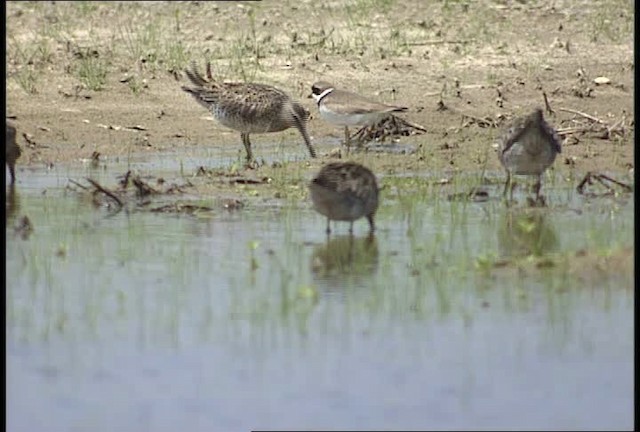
[132,176,160,197]
[86,178,124,208]
[556,108,632,140]
[559,108,605,124]
[577,171,633,196]
[542,91,554,115]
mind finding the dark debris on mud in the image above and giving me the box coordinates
[149,202,214,214]
[447,187,491,203]
[577,171,634,197]
[350,114,427,144]
[555,108,633,142]
[195,166,273,184]
[67,170,217,216]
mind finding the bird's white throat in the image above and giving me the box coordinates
[313,88,334,105]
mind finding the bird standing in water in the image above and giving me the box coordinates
[309,162,380,235]
[497,108,561,201]
[6,120,22,186]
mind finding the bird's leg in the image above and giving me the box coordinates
[347,235,355,264]
[502,171,510,197]
[502,171,517,204]
[509,178,515,202]
[367,214,376,234]
[534,174,542,200]
[349,221,354,235]
[9,165,16,185]
[241,133,253,163]
[533,174,547,206]
[325,218,331,235]
[366,231,375,244]
[344,126,352,154]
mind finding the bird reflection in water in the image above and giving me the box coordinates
[5,184,20,226]
[497,208,559,259]
[310,234,379,285]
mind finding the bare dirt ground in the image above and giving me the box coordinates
[5,0,634,178]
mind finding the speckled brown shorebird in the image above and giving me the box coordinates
[310,81,408,147]
[309,162,380,235]
[497,108,562,200]
[6,120,21,186]
[181,61,316,163]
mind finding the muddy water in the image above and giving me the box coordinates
[6,157,634,431]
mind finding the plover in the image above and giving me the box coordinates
[309,162,380,235]
[181,61,317,163]
[497,108,561,200]
[6,121,21,186]
[310,81,408,147]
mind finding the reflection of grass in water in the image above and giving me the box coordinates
[310,235,379,280]
[497,209,560,259]
[382,173,631,320]
[8,195,81,342]
[225,225,321,337]
[5,173,633,347]
[6,194,196,346]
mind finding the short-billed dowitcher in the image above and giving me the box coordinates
[497,108,561,200]
[182,61,317,163]
[309,162,380,235]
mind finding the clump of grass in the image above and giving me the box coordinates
[259,159,307,202]
[13,67,40,94]
[118,20,160,69]
[386,27,412,56]
[118,16,191,78]
[7,36,54,94]
[226,8,264,82]
[346,0,395,25]
[587,0,634,43]
[74,1,99,16]
[163,39,190,75]
[75,53,109,91]
[126,75,145,95]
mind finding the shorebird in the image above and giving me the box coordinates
[181,61,317,163]
[497,108,562,200]
[310,81,408,147]
[6,120,21,186]
[309,162,380,235]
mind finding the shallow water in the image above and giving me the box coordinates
[6,157,634,431]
